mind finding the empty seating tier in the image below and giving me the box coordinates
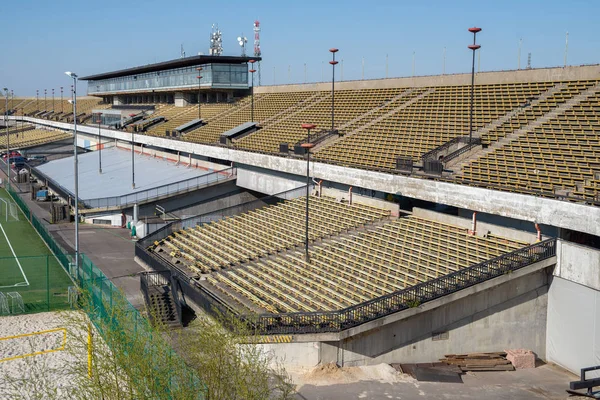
[0,128,70,148]
[151,196,390,275]
[459,88,600,200]
[205,215,529,314]
[314,82,555,170]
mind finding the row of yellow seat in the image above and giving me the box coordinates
[205,215,529,314]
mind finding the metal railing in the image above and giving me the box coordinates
[442,138,482,163]
[421,136,468,160]
[30,165,236,210]
[137,184,309,250]
[137,202,556,335]
[84,167,236,209]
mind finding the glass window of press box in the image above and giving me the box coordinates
[87,64,249,94]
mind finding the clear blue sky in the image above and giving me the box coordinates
[1,0,598,96]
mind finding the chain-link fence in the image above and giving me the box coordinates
[6,185,207,398]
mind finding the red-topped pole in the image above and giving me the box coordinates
[301,123,317,262]
[468,27,482,144]
[329,48,339,133]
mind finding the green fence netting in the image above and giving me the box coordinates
[6,185,207,398]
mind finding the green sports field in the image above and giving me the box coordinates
[0,188,72,313]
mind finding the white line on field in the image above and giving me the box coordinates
[0,223,29,286]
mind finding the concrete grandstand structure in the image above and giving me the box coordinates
[3,61,600,375]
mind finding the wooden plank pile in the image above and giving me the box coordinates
[440,352,515,372]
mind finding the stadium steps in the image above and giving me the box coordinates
[452,82,600,174]
[315,88,436,154]
[260,91,323,126]
[257,92,330,128]
[309,89,417,152]
[337,89,416,132]
[472,83,568,140]
[147,286,181,328]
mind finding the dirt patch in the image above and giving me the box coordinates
[300,362,415,386]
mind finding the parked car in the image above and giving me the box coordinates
[8,156,26,168]
[2,151,21,160]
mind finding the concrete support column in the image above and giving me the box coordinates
[174,92,189,107]
[133,203,139,224]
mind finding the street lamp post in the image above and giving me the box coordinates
[329,48,339,132]
[3,88,9,188]
[468,27,482,144]
[129,114,136,189]
[196,67,203,119]
[36,90,39,112]
[301,123,316,262]
[65,71,79,273]
[52,89,55,113]
[249,59,256,122]
[97,113,102,174]
[60,87,64,113]
[44,89,47,113]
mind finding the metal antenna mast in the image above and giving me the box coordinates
[254,20,262,86]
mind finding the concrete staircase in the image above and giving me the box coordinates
[260,92,331,128]
[316,88,436,153]
[336,88,415,132]
[261,91,323,126]
[473,83,567,139]
[452,82,600,175]
[146,286,181,328]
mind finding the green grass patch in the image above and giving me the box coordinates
[0,188,72,312]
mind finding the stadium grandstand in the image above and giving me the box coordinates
[2,42,599,384]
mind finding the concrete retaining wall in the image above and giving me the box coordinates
[9,116,600,238]
[319,265,551,366]
[554,240,600,291]
[413,207,539,243]
[255,64,600,93]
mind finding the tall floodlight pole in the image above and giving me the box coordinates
[36,90,39,112]
[44,89,47,112]
[301,123,316,262]
[304,63,307,83]
[196,67,203,119]
[97,113,102,174]
[65,71,79,273]
[52,88,55,112]
[518,38,522,69]
[249,60,256,122]
[60,87,64,113]
[564,31,569,67]
[4,88,9,188]
[329,48,338,132]
[131,124,135,190]
[443,47,446,74]
[468,27,482,144]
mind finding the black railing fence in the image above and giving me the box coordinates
[138,212,556,335]
[443,138,482,163]
[136,184,310,251]
[30,165,236,210]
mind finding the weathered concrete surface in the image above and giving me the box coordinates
[413,207,539,243]
[314,264,552,366]
[256,64,600,93]
[10,116,600,237]
[294,363,577,400]
[236,165,304,195]
[546,276,600,376]
[554,240,600,291]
